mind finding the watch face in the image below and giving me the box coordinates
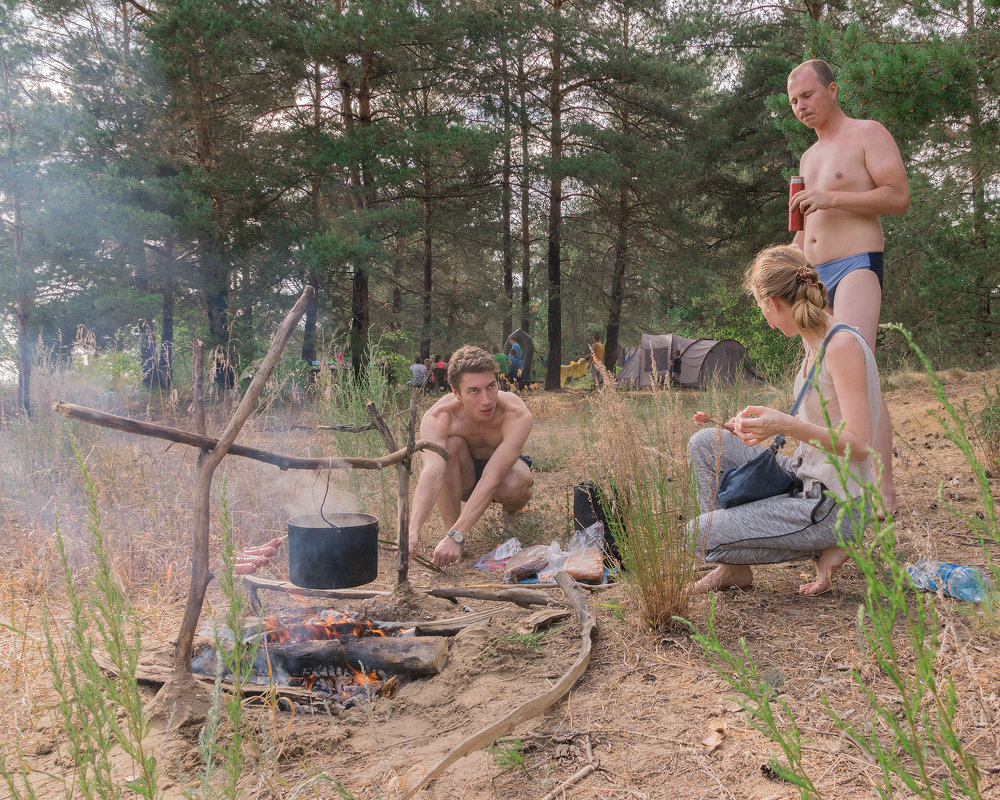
[449,530,465,544]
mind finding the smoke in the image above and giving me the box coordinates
[276,467,364,524]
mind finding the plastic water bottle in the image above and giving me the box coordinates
[906,559,990,602]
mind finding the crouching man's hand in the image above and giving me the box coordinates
[432,535,462,567]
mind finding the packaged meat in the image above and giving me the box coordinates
[503,545,550,581]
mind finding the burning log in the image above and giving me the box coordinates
[260,635,447,677]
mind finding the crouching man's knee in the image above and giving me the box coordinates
[497,463,532,513]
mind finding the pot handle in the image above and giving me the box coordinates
[318,507,340,533]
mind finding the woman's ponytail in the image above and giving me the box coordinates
[744,246,829,338]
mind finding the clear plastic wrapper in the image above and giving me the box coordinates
[503,544,552,581]
[564,523,607,583]
[474,537,522,572]
[564,547,604,583]
[569,522,605,553]
[536,542,569,583]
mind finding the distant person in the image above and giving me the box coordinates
[507,335,524,383]
[430,354,448,392]
[408,346,533,567]
[688,245,881,596]
[408,357,428,387]
[493,353,510,380]
[786,58,909,514]
[587,333,605,388]
[670,349,682,384]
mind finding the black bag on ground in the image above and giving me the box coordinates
[573,480,623,565]
[714,323,851,510]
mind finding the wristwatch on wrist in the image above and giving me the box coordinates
[446,529,465,545]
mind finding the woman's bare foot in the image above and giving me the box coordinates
[688,564,754,595]
[799,546,851,595]
[877,486,898,521]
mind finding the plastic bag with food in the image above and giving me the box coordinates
[536,542,570,583]
[563,523,607,583]
[504,542,565,582]
[474,537,522,572]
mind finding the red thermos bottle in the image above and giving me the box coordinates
[788,176,805,231]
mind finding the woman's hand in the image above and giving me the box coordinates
[733,406,788,446]
[693,411,736,433]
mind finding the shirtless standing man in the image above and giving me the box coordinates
[408,345,533,567]
[787,59,909,513]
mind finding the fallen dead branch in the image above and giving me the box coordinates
[428,586,570,608]
[401,570,596,798]
[454,581,616,593]
[376,609,500,635]
[539,763,597,800]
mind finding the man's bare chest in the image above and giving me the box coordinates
[450,419,505,454]
[803,143,874,192]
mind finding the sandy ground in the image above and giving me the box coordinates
[4,367,1000,800]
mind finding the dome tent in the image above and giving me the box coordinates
[617,332,763,389]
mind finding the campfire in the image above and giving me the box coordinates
[193,609,446,708]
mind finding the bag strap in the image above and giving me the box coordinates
[771,323,855,453]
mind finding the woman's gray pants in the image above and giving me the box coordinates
[688,428,859,565]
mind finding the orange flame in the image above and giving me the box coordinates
[261,611,386,644]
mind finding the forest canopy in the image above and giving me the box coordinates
[2,0,998,410]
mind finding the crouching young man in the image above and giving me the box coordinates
[408,346,533,567]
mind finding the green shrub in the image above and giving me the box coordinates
[974,384,1000,473]
[1,436,161,800]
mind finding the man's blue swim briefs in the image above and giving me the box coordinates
[814,252,884,307]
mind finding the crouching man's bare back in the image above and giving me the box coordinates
[408,345,533,567]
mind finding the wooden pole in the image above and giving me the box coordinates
[174,287,313,676]
[191,338,206,437]
[53,401,448,470]
[400,388,419,584]
[365,398,413,588]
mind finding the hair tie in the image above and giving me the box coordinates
[796,267,820,289]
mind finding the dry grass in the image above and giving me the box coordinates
[582,366,700,629]
[2,354,1000,799]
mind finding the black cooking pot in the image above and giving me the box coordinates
[287,512,378,589]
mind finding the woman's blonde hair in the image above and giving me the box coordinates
[743,245,829,337]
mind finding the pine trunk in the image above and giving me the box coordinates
[544,13,563,390]
[518,53,532,333]
[501,47,514,342]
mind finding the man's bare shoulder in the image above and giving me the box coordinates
[838,118,897,149]
[497,389,531,418]
[420,394,463,430]
[799,138,822,164]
